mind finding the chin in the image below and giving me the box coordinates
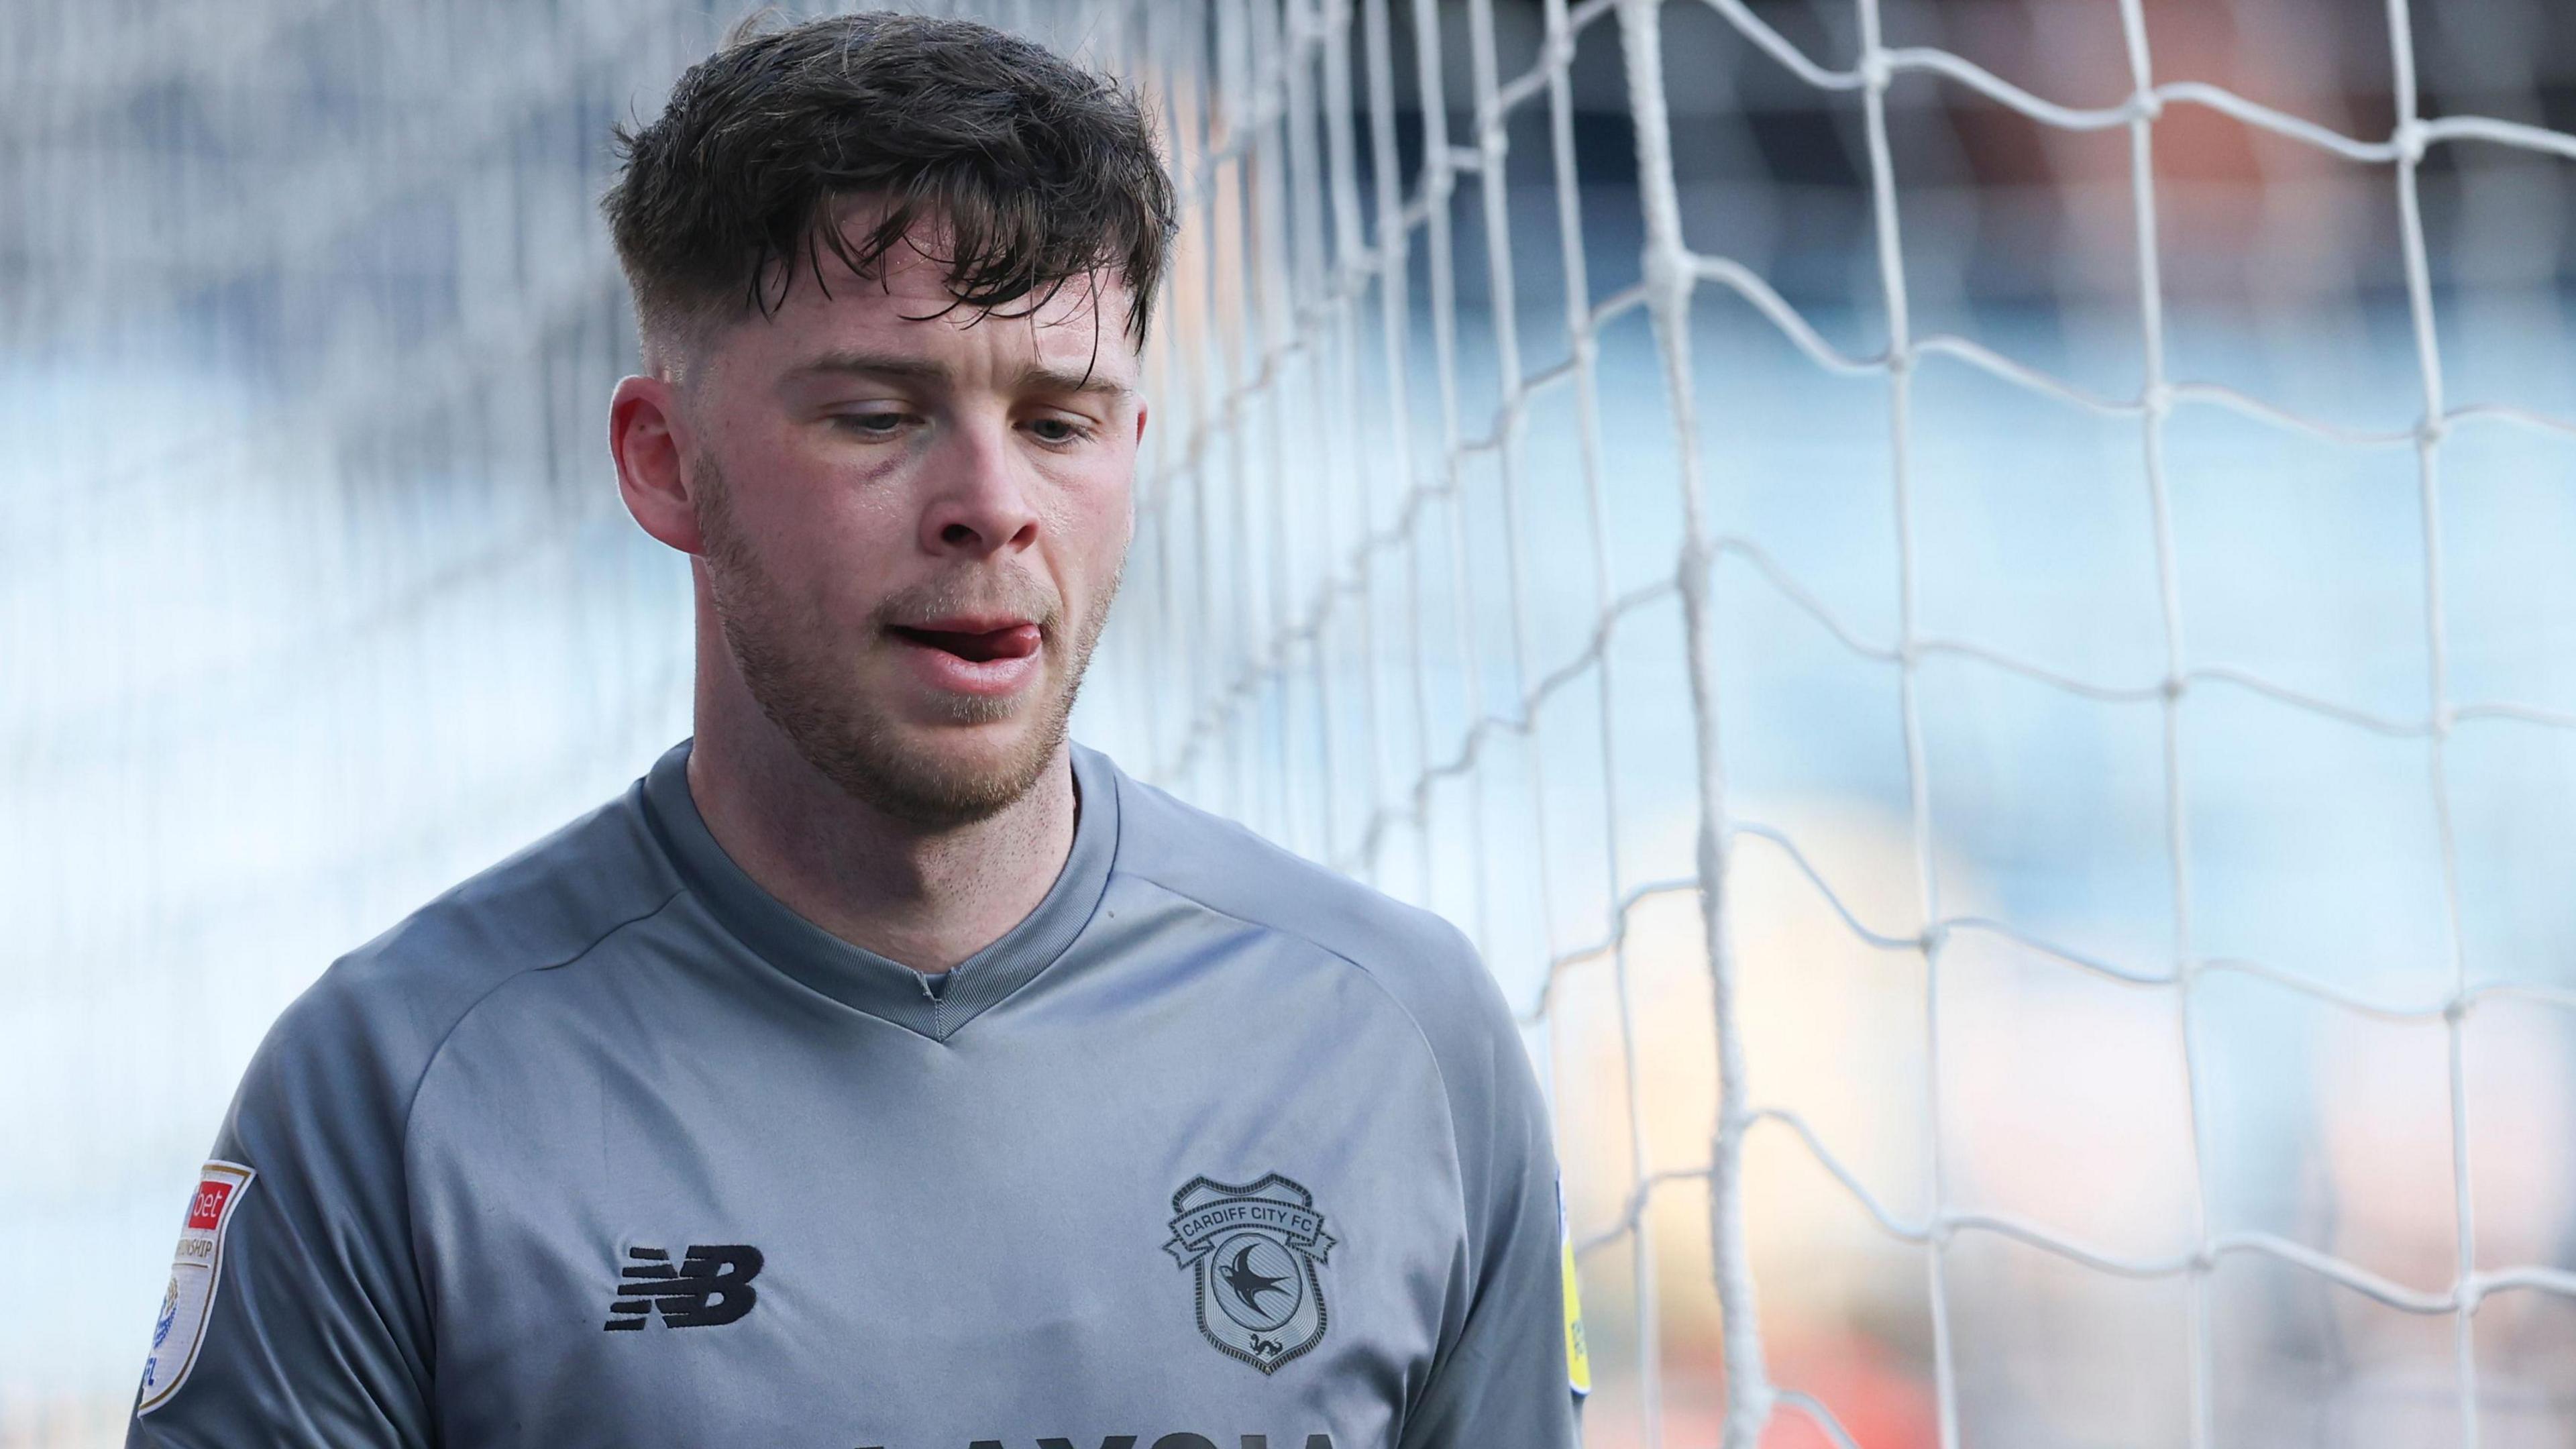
[904,718,1046,782]
[721,600,1087,828]
[867,746,1055,826]
[814,700,1071,828]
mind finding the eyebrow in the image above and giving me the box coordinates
[785,350,1133,400]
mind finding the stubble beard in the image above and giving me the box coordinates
[695,455,1123,829]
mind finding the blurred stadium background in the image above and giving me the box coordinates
[8,0,2576,1444]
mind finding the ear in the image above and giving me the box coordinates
[610,374,706,555]
[1132,397,1148,446]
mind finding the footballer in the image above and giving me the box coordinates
[127,12,1586,1448]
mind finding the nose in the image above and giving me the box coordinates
[918,418,1040,558]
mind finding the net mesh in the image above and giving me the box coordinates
[9,0,2576,1445]
[1105,0,2576,1444]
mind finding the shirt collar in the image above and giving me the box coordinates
[639,735,1120,1041]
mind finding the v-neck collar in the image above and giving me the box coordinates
[639,736,1119,1041]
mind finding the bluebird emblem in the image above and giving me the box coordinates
[1165,1173,1336,1373]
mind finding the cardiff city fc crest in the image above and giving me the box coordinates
[1164,1173,1336,1373]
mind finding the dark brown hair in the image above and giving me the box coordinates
[602,11,1176,361]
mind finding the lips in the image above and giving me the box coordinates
[885,611,1049,702]
[889,621,1042,662]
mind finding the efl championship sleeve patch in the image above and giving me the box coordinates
[136,1159,256,1416]
[1558,1176,1591,1397]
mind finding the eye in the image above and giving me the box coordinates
[833,410,912,437]
[1027,415,1094,445]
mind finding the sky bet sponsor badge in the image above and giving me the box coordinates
[135,1160,255,1415]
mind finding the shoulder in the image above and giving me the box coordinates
[1092,743,1523,1073]
[241,776,684,1122]
[1091,744,1555,1270]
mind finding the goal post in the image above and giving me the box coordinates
[1090,0,2576,1446]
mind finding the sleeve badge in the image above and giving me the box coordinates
[135,1159,256,1415]
[1560,1175,1591,1397]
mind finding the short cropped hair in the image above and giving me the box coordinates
[602,11,1177,366]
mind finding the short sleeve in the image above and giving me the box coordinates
[125,969,436,1448]
[1393,925,1585,1448]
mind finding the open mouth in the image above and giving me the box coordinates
[889,623,1042,663]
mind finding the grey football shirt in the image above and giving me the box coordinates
[125,737,1586,1448]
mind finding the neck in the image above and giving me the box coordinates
[682,615,1076,977]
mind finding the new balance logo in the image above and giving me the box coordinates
[602,1244,763,1330]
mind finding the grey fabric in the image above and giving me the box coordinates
[126,738,1583,1449]
[641,734,1120,1041]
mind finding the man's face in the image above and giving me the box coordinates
[678,223,1142,828]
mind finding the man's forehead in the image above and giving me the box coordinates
[755,227,1140,380]
[782,346,1136,399]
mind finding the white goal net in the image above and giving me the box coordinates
[9,1,2576,1446]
